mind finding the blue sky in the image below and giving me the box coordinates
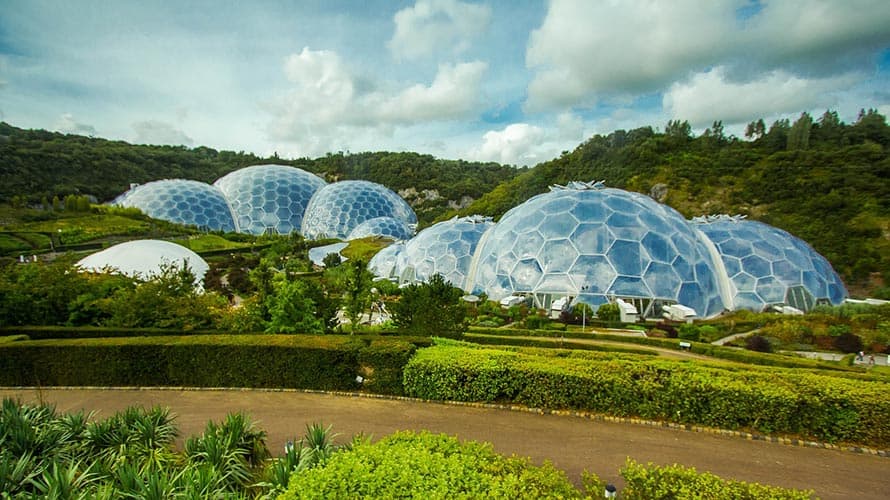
[2,0,889,166]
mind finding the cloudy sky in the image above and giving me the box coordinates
[2,0,889,166]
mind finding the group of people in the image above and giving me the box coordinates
[856,351,881,366]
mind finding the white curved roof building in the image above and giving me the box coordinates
[76,239,209,289]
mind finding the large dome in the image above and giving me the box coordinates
[115,179,237,232]
[214,164,325,235]
[301,181,417,240]
[347,216,414,241]
[396,215,494,289]
[76,239,209,288]
[468,182,726,318]
[693,215,847,312]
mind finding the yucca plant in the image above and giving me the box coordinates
[30,459,98,500]
[185,421,252,491]
[218,412,270,468]
[0,451,41,496]
[255,423,342,498]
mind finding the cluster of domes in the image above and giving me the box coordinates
[371,181,847,317]
[111,167,416,240]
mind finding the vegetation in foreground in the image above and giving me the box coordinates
[1,399,815,499]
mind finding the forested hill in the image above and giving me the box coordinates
[0,122,520,222]
[454,110,890,294]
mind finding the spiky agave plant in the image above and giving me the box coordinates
[255,423,343,498]
[185,420,252,491]
[0,451,41,496]
[30,459,98,500]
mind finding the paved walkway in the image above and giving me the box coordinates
[1,388,887,499]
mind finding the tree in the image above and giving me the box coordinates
[265,277,324,334]
[787,112,813,150]
[342,259,373,333]
[745,119,766,140]
[390,274,466,338]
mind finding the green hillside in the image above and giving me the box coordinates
[454,111,890,296]
[0,122,520,225]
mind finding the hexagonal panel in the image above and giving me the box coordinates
[116,179,237,232]
[301,180,417,240]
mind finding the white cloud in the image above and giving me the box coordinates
[663,67,858,127]
[54,113,97,136]
[380,62,487,122]
[269,47,487,157]
[132,120,193,146]
[525,0,890,111]
[526,0,737,110]
[467,112,585,166]
[388,0,491,61]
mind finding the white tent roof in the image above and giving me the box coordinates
[76,239,209,286]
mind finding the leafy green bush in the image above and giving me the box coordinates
[280,431,581,499]
[524,315,549,330]
[616,459,814,499]
[595,303,620,321]
[678,324,700,341]
[403,343,890,447]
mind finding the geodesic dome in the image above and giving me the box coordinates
[397,215,494,289]
[301,180,417,240]
[468,181,726,318]
[369,241,407,279]
[347,216,414,241]
[76,239,209,289]
[693,215,847,312]
[214,164,325,235]
[115,179,237,232]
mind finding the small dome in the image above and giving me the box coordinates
[347,217,414,241]
[693,215,847,311]
[114,179,237,232]
[76,239,209,289]
[397,215,494,289]
[301,180,416,240]
[214,164,326,235]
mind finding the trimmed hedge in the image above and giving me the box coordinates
[0,335,423,395]
[403,342,890,448]
[469,326,865,372]
[464,333,658,356]
[0,326,232,340]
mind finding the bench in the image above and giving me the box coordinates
[678,342,691,351]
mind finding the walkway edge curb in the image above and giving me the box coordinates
[5,385,888,458]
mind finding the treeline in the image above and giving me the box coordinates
[0,123,519,225]
[454,109,890,294]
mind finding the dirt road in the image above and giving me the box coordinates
[2,388,887,499]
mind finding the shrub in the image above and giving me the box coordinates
[403,343,890,447]
[617,459,814,499]
[746,335,773,353]
[595,303,620,322]
[677,324,700,342]
[0,335,418,394]
[524,315,549,330]
[280,431,581,499]
[833,332,864,354]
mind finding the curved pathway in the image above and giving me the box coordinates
[2,388,886,499]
